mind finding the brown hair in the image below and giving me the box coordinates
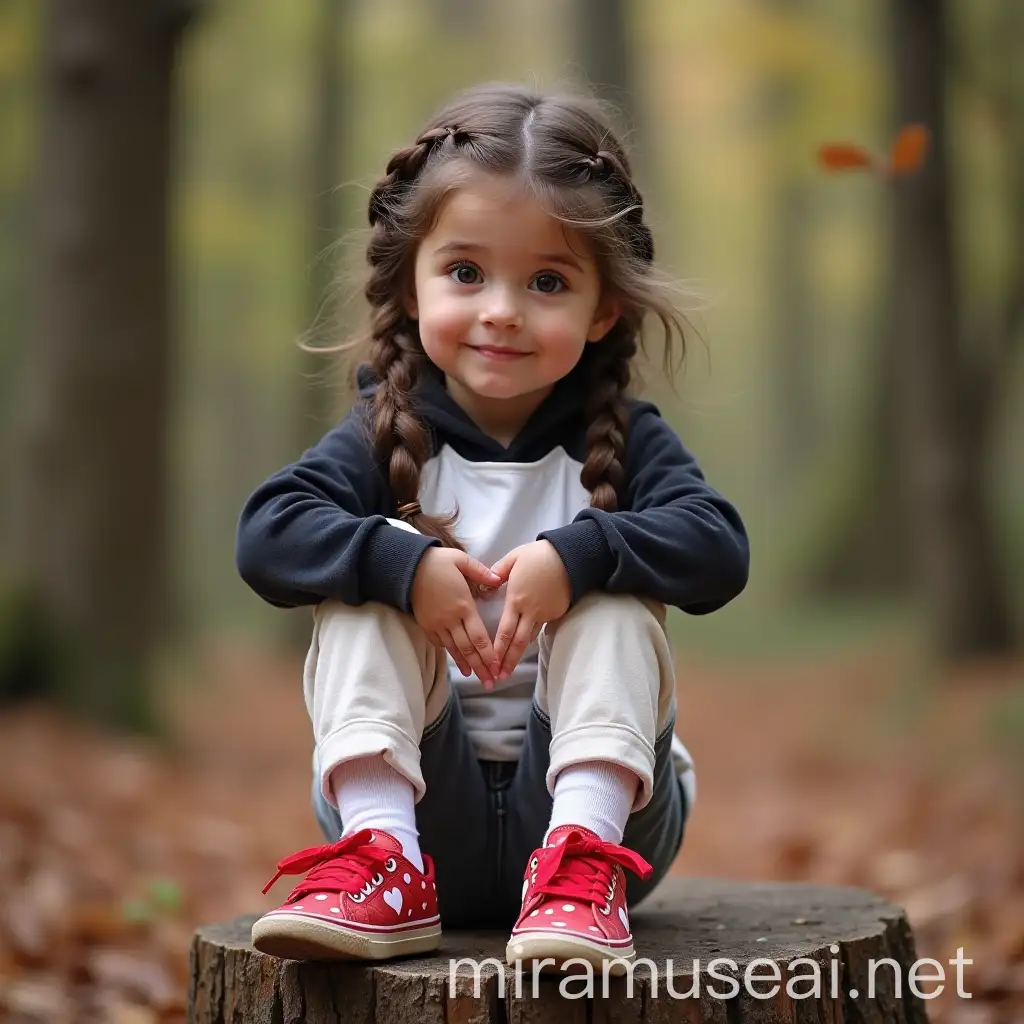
[343,82,689,547]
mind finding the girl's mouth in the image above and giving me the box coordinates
[472,345,530,361]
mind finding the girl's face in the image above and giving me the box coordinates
[407,173,619,440]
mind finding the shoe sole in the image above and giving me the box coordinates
[506,932,636,974]
[252,913,442,961]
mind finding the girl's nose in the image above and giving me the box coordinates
[479,287,523,330]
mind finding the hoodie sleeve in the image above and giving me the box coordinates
[537,404,749,614]
[235,408,440,612]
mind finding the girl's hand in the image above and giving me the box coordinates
[489,541,571,681]
[410,548,502,687]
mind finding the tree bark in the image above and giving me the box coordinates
[572,0,665,273]
[760,0,817,485]
[771,178,817,483]
[891,0,1014,658]
[6,0,195,727]
[429,0,484,32]
[189,879,929,1024]
[797,0,916,599]
[805,283,914,597]
[576,0,636,127]
[298,0,349,454]
[285,0,351,651]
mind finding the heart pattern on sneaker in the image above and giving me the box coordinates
[382,887,403,915]
[252,828,441,959]
[507,825,653,962]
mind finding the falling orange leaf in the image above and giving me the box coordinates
[887,123,930,175]
[817,125,930,178]
[817,143,875,172]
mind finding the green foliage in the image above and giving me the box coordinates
[119,879,184,924]
[149,877,184,914]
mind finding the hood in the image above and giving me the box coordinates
[354,349,596,455]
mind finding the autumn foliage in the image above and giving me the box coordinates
[818,124,931,177]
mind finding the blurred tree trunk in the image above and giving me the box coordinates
[298,0,349,453]
[3,0,197,726]
[572,0,665,263]
[807,308,913,594]
[430,0,483,31]
[772,0,908,599]
[575,0,636,127]
[286,0,351,650]
[761,0,817,484]
[772,178,816,481]
[795,0,913,597]
[890,0,1014,657]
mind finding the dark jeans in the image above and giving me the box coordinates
[313,694,689,929]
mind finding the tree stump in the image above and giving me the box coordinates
[189,878,934,1024]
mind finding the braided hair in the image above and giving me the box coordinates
[353,84,686,546]
[362,127,470,546]
[572,147,655,512]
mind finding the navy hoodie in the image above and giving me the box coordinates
[236,353,748,764]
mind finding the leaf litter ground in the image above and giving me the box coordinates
[0,641,1021,1023]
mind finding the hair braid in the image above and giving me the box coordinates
[363,128,468,547]
[574,148,650,509]
[578,148,655,265]
[368,126,467,229]
[580,321,636,511]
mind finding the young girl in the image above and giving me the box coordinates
[236,82,748,972]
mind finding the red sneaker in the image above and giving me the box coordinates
[251,828,441,960]
[505,825,653,972]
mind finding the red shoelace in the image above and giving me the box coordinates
[261,828,397,903]
[529,829,654,906]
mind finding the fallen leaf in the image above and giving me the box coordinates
[888,123,930,175]
[817,142,875,172]
[2,891,49,966]
[110,1004,160,1024]
[0,975,73,1021]
[87,948,178,1009]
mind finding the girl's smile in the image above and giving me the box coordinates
[469,344,531,361]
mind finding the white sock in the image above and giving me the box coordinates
[545,760,640,845]
[329,754,424,872]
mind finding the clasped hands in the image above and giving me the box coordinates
[409,540,571,689]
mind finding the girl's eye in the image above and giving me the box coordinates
[531,272,566,294]
[449,263,482,285]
